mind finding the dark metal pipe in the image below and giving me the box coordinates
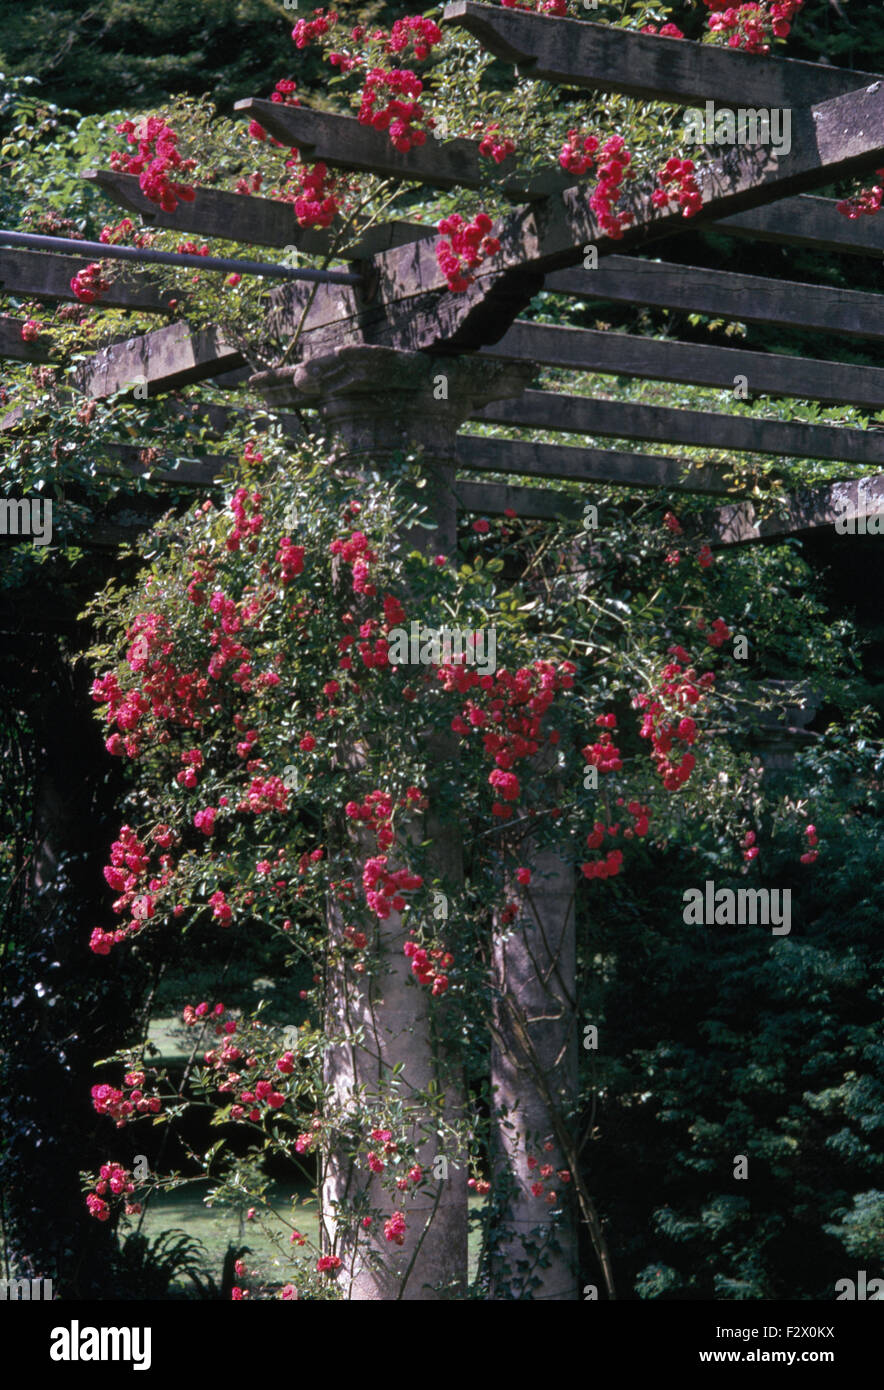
[0,229,363,285]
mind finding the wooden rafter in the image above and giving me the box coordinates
[268,81,884,357]
[82,169,431,259]
[0,248,171,313]
[475,391,884,467]
[443,1,880,108]
[546,257,884,346]
[698,473,884,545]
[456,435,735,494]
[484,323,884,412]
[0,316,50,364]
[714,194,884,257]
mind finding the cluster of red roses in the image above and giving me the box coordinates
[702,0,804,53]
[526,1144,571,1204]
[653,157,704,219]
[587,135,635,240]
[359,67,429,153]
[100,217,152,248]
[582,798,652,882]
[225,485,265,554]
[477,121,516,165]
[387,15,443,61]
[292,8,338,48]
[703,617,732,649]
[446,659,575,817]
[292,160,340,229]
[500,0,567,13]
[403,939,454,996]
[331,527,379,596]
[86,1162,141,1222]
[436,212,502,293]
[384,1211,407,1245]
[641,21,685,37]
[93,636,206,754]
[293,10,440,156]
[70,262,111,304]
[635,646,715,792]
[559,129,600,177]
[111,116,196,213]
[345,786,426,849]
[837,172,884,222]
[91,1071,161,1128]
[800,823,820,864]
[90,825,172,955]
[361,856,423,920]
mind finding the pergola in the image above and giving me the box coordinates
[2,4,883,1299]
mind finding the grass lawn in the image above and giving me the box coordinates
[135,1180,485,1297]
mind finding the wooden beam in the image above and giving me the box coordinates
[443,1,880,109]
[696,473,884,545]
[456,434,734,494]
[483,323,884,412]
[546,257,884,344]
[272,80,884,357]
[82,168,430,259]
[0,316,50,363]
[102,442,230,487]
[235,100,482,191]
[474,390,884,467]
[85,168,884,264]
[74,321,244,399]
[453,478,582,521]
[714,193,884,257]
[0,248,171,313]
[233,100,568,202]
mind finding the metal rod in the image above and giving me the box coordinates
[0,229,363,285]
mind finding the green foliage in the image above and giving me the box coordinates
[115,1227,214,1299]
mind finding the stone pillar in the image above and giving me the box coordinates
[489,849,579,1299]
[488,744,580,1301]
[252,346,533,1300]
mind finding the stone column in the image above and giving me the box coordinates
[489,847,580,1299]
[488,740,580,1301]
[253,346,533,1300]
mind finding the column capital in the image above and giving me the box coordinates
[251,345,533,463]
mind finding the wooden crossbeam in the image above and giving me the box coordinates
[103,442,229,486]
[546,257,884,344]
[455,434,734,494]
[74,321,243,398]
[271,80,884,357]
[483,323,884,412]
[82,169,431,258]
[235,100,482,191]
[474,390,884,468]
[443,1,879,109]
[697,473,884,545]
[233,100,568,202]
[0,248,171,313]
[453,477,582,521]
[85,166,884,263]
[0,316,50,363]
[714,194,884,257]
[47,83,884,406]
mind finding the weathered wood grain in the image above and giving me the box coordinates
[443,1,880,109]
[483,322,884,411]
[475,390,884,466]
[546,257,884,344]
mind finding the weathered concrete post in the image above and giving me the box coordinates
[253,344,533,1299]
[488,744,580,1301]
